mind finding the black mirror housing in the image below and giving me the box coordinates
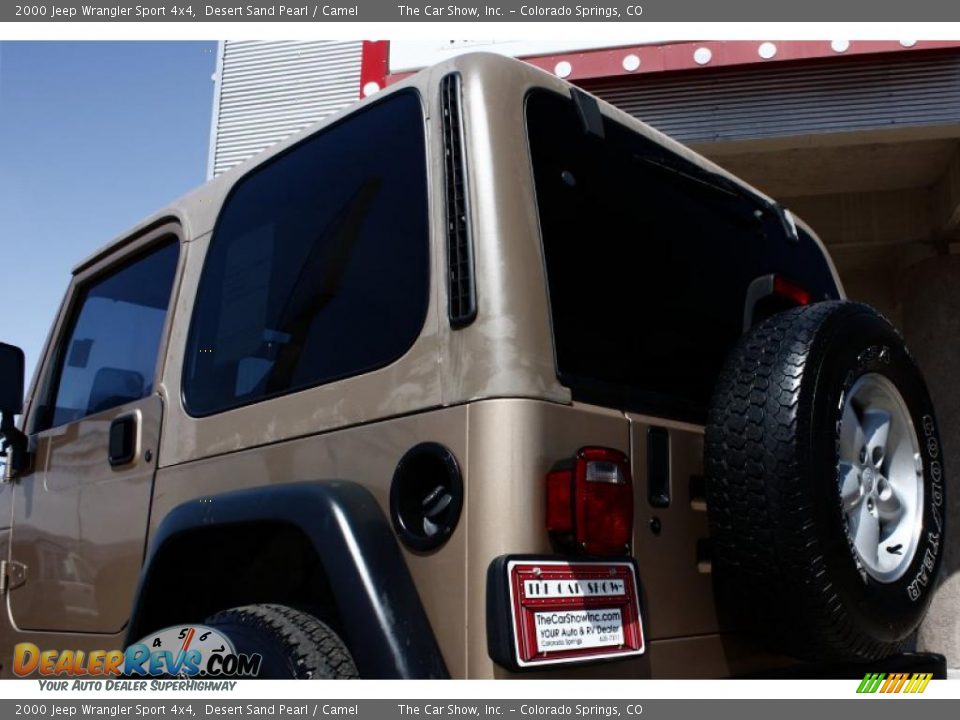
[0,342,25,416]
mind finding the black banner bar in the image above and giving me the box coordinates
[5,0,960,22]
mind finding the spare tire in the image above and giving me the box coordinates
[705,301,946,662]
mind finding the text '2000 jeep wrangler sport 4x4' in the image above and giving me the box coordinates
[0,53,948,680]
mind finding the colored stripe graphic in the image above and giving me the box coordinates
[857,673,885,693]
[858,672,932,693]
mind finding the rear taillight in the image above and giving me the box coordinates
[546,447,633,556]
[773,275,811,306]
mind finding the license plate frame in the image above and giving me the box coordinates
[489,556,645,669]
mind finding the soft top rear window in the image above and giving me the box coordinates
[526,89,838,422]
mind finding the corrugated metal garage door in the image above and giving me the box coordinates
[209,40,363,178]
[583,52,960,143]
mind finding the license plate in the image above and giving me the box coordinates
[507,559,645,667]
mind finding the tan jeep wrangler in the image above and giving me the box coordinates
[0,53,948,679]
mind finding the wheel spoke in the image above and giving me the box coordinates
[840,401,866,463]
[875,483,903,523]
[838,461,863,513]
[853,503,880,566]
[862,409,891,465]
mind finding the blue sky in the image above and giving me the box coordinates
[0,41,216,384]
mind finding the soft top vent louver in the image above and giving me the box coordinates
[440,72,477,328]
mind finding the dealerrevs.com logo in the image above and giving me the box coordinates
[13,625,261,679]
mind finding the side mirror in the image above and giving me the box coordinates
[0,342,25,416]
[0,342,28,476]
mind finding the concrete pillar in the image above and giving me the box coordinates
[900,255,960,668]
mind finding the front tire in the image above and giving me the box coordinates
[705,301,946,661]
[205,604,358,679]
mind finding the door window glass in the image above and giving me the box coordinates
[42,239,179,429]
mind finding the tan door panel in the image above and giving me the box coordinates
[629,415,720,640]
[8,395,162,634]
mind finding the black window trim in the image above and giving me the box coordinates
[180,87,432,419]
[523,87,714,424]
[523,87,828,426]
[32,231,182,434]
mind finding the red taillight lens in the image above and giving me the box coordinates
[773,275,811,306]
[546,447,633,556]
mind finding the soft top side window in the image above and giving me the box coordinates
[183,90,430,417]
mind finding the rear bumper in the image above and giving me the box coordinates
[745,652,947,680]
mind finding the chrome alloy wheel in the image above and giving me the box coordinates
[837,373,924,583]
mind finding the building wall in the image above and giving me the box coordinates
[901,258,960,663]
[584,51,960,144]
[785,187,940,327]
[208,40,363,178]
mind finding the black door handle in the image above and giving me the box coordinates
[108,414,137,467]
[647,426,671,508]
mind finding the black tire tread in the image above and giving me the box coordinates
[207,603,358,679]
[705,301,900,662]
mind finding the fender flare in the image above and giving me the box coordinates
[125,480,449,679]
